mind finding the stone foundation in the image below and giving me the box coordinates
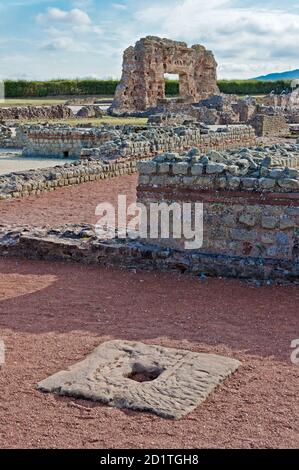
[0,223,298,280]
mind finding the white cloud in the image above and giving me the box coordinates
[42,36,85,52]
[112,3,127,10]
[37,7,91,26]
[134,0,299,78]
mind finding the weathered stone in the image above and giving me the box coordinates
[259,178,276,190]
[157,163,170,174]
[239,214,256,227]
[172,163,189,175]
[280,217,295,229]
[191,164,203,176]
[261,216,279,229]
[206,162,227,174]
[137,161,157,175]
[37,340,240,419]
[277,178,299,190]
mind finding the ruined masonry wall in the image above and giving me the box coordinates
[110,36,219,114]
[23,125,256,160]
[82,127,256,160]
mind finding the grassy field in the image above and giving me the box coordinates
[0,98,66,106]
[0,96,114,107]
[22,116,148,126]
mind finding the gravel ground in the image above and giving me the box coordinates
[0,171,298,449]
[0,257,298,449]
[0,174,137,227]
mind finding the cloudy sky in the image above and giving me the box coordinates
[0,0,298,80]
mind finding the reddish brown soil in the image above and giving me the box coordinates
[0,174,138,227]
[0,257,298,449]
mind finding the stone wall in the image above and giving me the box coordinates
[1,223,298,280]
[22,124,256,161]
[22,126,119,158]
[110,36,219,115]
[0,124,29,148]
[81,126,256,161]
[0,159,138,200]
[251,114,290,137]
[136,145,299,276]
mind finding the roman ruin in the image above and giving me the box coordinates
[110,36,219,115]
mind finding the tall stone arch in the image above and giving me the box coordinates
[110,36,219,115]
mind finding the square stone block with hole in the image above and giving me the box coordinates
[37,340,241,419]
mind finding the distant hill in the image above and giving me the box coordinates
[253,69,299,81]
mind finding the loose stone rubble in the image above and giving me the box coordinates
[76,105,104,118]
[143,92,298,131]
[37,340,240,419]
[110,36,219,115]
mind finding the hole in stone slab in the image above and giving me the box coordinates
[63,150,70,158]
[126,363,164,383]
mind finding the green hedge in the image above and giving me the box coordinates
[217,79,291,95]
[3,78,292,98]
[4,79,120,98]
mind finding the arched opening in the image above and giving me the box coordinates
[164,73,179,99]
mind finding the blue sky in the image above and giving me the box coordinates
[0,0,298,80]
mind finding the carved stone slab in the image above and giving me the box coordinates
[38,340,241,419]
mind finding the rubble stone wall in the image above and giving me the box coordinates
[22,127,118,158]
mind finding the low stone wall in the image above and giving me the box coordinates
[0,124,28,148]
[251,114,290,137]
[81,125,256,161]
[22,126,119,158]
[22,123,256,161]
[0,158,139,200]
[0,224,298,280]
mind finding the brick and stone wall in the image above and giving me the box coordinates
[22,126,119,158]
[136,145,299,277]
